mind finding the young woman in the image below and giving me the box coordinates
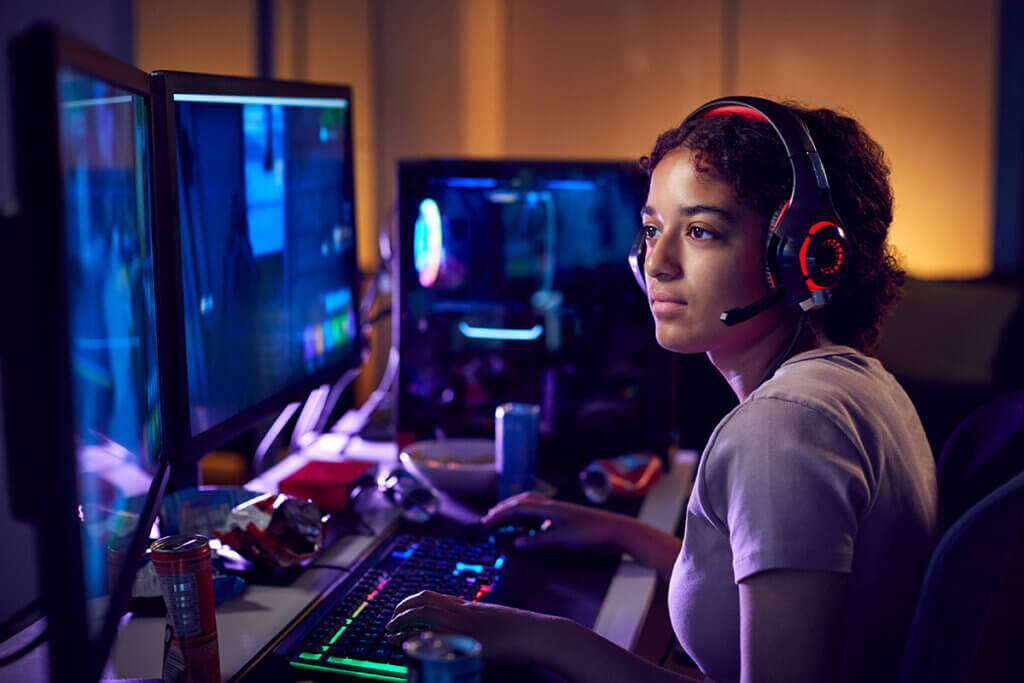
[386,98,939,683]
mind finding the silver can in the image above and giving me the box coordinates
[495,403,540,501]
[402,631,483,683]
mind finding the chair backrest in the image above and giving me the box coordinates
[898,467,1024,683]
[935,388,1024,531]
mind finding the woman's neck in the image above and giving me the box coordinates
[708,318,828,402]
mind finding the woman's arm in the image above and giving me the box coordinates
[739,568,848,683]
[596,512,682,580]
[386,591,702,682]
[540,613,704,683]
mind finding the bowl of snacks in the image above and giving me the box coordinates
[399,438,497,498]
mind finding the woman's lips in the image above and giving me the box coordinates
[650,295,686,314]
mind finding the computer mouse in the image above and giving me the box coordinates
[484,519,552,549]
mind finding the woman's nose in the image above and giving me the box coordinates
[644,233,681,283]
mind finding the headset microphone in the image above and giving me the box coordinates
[720,288,787,326]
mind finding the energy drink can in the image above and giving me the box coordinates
[580,453,663,504]
[495,403,540,501]
[402,631,483,683]
[150,535,221,683]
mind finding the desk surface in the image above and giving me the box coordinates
[4,438,694,682]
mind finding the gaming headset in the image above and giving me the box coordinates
[628,96,848,326]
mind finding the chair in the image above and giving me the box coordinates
[898,390,1024,683]
[935,388,1024,531]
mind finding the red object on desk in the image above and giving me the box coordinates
[279,459,373,511]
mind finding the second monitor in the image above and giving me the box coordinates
[152,72,362,471]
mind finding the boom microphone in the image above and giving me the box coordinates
[719,288,786,327]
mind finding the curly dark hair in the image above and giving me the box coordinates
[639,102,905,353]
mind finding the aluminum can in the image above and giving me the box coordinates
[150,535,221,683]
[403,631,483,683]
[580,453,663,504]
[495,403,540,501]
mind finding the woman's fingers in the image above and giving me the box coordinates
[481,493,552,524]
[390,590,458,618]
[386,593,462,633]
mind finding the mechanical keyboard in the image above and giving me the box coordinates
[283,530,511,681]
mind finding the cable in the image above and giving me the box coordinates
[755,313,808,389]
[311,365,363,436]
[0,627,48,667]
[363,308,392,328]
[0,598,42,643]
[307,564,353,572]
[335,345,399,449]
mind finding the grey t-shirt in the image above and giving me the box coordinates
[668,346,938,683]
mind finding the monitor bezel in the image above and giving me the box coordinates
[3,23,171,683]
[151,70,362,466]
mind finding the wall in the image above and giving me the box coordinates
[732,0,998,279]
[366,0,999,279]
[502,1,724,162]
[133,1,255,77]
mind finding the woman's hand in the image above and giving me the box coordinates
[385,590,559,663]
[482,492,622,551]
[484,491,683,579]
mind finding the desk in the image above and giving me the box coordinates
[5,439,694,681]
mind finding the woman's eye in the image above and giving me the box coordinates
[642,224,660,241]
[687,225,713,240]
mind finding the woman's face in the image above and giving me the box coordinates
[642,147,790,355]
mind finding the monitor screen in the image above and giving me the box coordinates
[397,160,672,485]
[59,62,163,617]
[154,73,361,458]
[3,24,169,682]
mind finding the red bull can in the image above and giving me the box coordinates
[495,403,540,501]
[150,535,221,683]
[403,631,483,682]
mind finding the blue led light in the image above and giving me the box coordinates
[453,562,485,576]
[494,556,505,569]
[545,179,596,191]
[458,322,543,341]
[444,177,498,188]
[391,543,418,560]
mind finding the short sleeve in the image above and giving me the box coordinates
[698,396,873,583]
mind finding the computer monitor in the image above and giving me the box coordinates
[151,71,362,470]
[396,159,673,489]
[1,24,169,682]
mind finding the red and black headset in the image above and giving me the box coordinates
[628,95,849,326]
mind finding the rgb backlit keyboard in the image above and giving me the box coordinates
[287,532,507,681]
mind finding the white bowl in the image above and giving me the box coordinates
[399,439,497,498]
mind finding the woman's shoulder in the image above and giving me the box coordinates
[754,344,898,408]
[711,342,931,473]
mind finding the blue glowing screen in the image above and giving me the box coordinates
[58,66,162,623]
[172,92,358,436]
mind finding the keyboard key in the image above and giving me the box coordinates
[369,644,391,662]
